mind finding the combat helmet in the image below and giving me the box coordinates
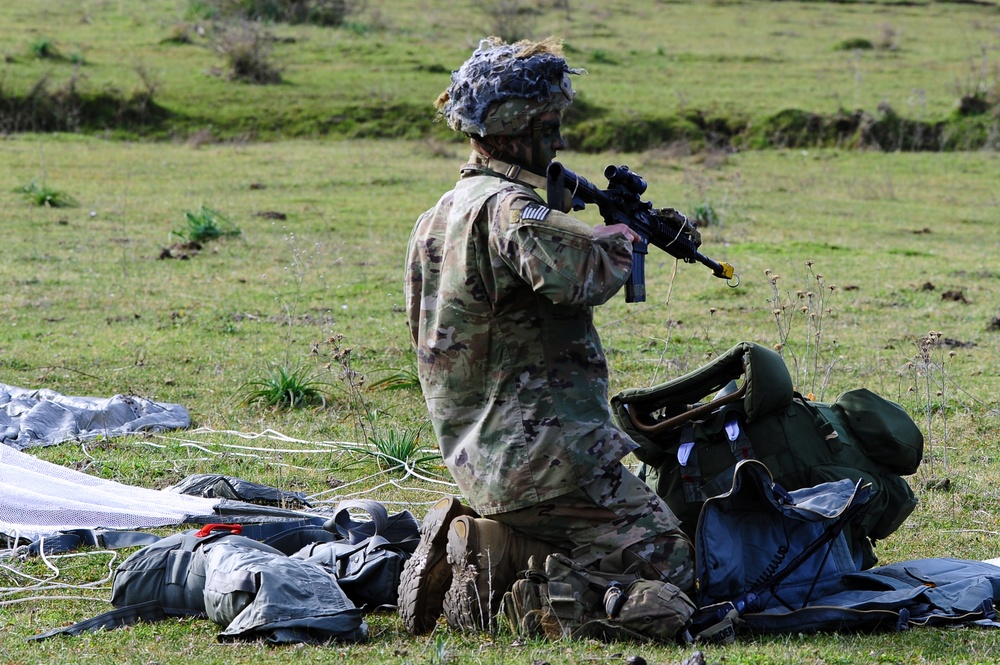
[435,36,584,137]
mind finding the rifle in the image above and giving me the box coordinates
[546,161,738,303]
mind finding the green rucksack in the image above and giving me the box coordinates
[610,341,923,569]
[502,552,696,644]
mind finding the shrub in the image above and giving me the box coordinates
[214,20,283,84]
[484,0,535,43]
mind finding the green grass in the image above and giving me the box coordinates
[1,1,1000,663]
[14,178,79,208]
[0,0,997,144]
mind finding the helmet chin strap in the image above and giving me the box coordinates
[466,138,548,191]
[529,116,545,167]
[475,122,547,180]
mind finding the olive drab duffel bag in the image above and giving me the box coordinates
[610,341,924,569]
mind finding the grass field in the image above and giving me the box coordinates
[2,1,1000,664]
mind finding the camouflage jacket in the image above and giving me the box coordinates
[404,159,639,514]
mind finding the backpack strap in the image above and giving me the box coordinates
[327,499,420,553]
[237,517,333,555]
[677,423,703,505]
[329,499,390,542]
[693,408,758,501]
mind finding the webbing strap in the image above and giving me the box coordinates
[27,601,168,641]
[460,153,548,190]
[723,410,755,462]
[678,424,702,504]
[27,529,163,556]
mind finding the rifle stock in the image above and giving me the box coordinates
[546,161,737,303]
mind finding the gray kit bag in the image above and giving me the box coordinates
[204,537,367,644]
[292,498,420,610]
[30,525,367,644]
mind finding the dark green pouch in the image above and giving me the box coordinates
[832,388,924,476]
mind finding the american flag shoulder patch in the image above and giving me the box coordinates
[519,203,551,221]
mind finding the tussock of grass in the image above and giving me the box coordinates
[14,179,78,208]
[369,366,420,391]
[174,205,241,242]
[234,363,334,409]
[835,38,875,51]
[337,425,440,474]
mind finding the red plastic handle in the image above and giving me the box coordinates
[194,523,243,538]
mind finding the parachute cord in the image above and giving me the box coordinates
[649,259,680,386]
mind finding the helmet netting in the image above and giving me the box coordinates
[436,36,584,136]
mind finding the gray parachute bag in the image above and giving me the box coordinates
[291,499,420,610]
[30,526,367,645]
[204,538,367,644]
[688,459,1000,641]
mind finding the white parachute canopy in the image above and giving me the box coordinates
[0,442,220,543]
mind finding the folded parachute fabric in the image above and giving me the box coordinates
[169,474,312,508]
[0,382,190,450]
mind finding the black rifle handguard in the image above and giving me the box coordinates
[546,161,738,302]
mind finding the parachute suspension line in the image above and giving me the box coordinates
[649,259,681,387]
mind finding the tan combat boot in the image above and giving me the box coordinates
[397,497,478,634]
[443,516,568,632]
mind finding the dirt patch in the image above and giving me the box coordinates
[158,241,203,260]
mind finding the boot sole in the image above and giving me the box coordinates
[398,497,473,634]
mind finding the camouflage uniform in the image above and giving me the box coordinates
[404,155,694,590]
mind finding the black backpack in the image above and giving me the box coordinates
[611,341,923,569]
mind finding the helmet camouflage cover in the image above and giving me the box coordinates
[435,36,584,137]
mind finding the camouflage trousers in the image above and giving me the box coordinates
[490,462,695,594]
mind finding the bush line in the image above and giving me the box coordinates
[2,82,997,151]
